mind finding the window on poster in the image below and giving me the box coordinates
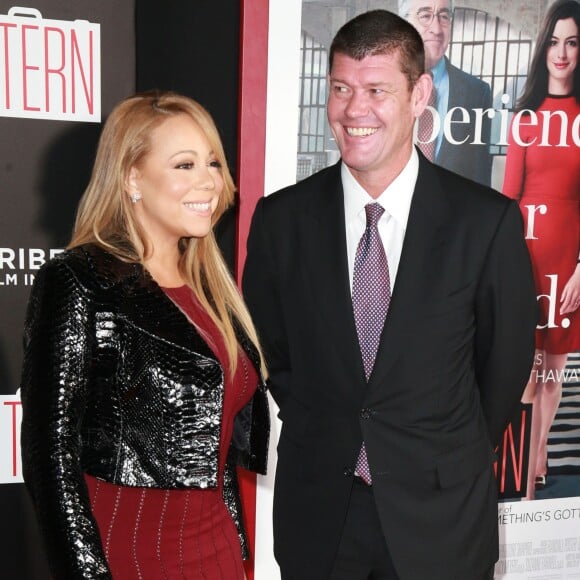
[297,5,533,183]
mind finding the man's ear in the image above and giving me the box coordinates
[412,73,434,118]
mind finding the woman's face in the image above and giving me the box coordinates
[546,17,579,85]
[128,114,224,250]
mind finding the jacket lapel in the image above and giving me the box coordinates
[300,163,367,386]
[369,154,452,388]
[125,277,218,361]
[83,244,217,361]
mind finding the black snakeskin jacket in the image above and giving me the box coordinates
[20,244,269,579]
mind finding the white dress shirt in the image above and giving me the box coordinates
[343,148,419,294]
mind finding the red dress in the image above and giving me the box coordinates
[503,95,580,354]
[84,285,258,579]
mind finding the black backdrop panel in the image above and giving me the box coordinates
[136,0,241,272]
[0,1,135,576]
[0,0,135,394]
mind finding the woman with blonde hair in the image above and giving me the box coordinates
[20,91,269,579]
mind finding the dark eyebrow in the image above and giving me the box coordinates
[550,34,579,40]
[329,77,396,91]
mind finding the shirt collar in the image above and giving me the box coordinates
[342,148,419,229]
[431,57,447,87]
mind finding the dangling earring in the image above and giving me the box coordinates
[131,192,142,204]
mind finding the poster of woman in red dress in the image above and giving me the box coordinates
[502,0,580,501]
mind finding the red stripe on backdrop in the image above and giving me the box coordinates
[237,1,269,579]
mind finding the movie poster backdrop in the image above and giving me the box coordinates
[1,1,577,578]
[249,1,580,578]
[0,1,135,576]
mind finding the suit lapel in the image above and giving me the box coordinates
[125,276,219,361]
[296,157,453,390]
[369,155,452,388]
[83,244,217,361]
[300,163,367,385]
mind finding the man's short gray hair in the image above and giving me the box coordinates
[398,0,454,19]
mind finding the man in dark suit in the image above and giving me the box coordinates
[399,0,493,186]
[243,10,536,580]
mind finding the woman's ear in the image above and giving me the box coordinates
[125,166,143,204]
[125,166,141,202]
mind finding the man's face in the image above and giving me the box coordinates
[327,51,429,196]
[406,0,452,70]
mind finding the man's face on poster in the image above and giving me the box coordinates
[406,0,453,70]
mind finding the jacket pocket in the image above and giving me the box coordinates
[436,438,496,489]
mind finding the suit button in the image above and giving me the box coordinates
[343,467,353,477]
[360,408,372,419]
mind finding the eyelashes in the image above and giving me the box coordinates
[548,38,579,48]
[175,160,222,170]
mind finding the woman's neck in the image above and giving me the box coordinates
[143,245,185,288]
[548,76,573,96]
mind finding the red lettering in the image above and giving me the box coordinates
[0,22,16,108]
[0,15,98,120]
[4,400,22,477]
[71,29,94,114]
[21,24,40,111]
[495,408,527,494]
[44,26,66,113]
[505,411,526,491]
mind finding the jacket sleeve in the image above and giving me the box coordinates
[242,197,292,409]
[222,461,249,560]
[474,200,537,446]
[20,259,112,579]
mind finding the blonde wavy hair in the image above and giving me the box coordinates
[69,90,266,378]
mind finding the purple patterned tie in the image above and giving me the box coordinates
[352,203,391,485]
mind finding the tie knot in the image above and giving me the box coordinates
[365,203,384,228]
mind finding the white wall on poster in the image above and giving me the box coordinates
[254,1,302,579]
[0,6,101,122]
[263,1,301,196]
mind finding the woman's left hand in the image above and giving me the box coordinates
[560,264,580,314]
